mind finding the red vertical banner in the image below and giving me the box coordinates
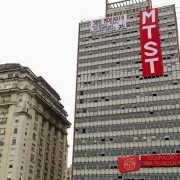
[118,156,140,173]
[139,8,163,77]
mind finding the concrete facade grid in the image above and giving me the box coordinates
[73,0,180,179]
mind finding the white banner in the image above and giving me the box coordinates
[90,14,127,35]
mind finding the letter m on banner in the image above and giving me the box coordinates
[139,8,164,77]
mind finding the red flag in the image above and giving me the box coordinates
[118,156,140,173]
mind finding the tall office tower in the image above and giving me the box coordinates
[0,64,71,180]
[73,0,180,179]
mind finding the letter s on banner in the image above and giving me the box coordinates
[140,8,163,77]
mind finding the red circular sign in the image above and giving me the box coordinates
[124,158,136,171]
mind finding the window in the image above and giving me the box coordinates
[12,139,16,145]
[46,153,49,160]
[38,159,41,166]
[8,73,13,78]
[39,149,42,156]
[47,143,49,150]
[7,172,12,179]
[10,149,15,156]
[41,129,44,136]
[37,170,40,178]
[34,123,38,131]
[9,160,13,168]
[13,128,18,134]
[40,139,43,146]
[152,151,157,154]
[30,154,35,163]
[15,119,19,123]
[35,113,38,121]
[0,118,7,124]
[0,128,5,135]
[14,73,19,77]
[31,144,36,152]
[32,133,36,141]
[29,165,33,174]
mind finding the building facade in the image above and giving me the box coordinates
[73,0,180,179]
[0,63,71,180]
[67,165,72,180]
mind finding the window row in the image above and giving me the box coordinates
[79,31,176,50]
[76,112,180,125]
[79,42,177,59]
[77,73,179,87]
[74,174,179,180]
[77,88,179,104]
[77,79,180,97]
[75,119,180,134]
[78,59,177,76]
[74,145,180,158]
[75,131,180,145]
[77,75,180,91]
[76,100,180,114]
[78,54,178,70]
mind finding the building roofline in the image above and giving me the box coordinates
[0,63,61,101]
[107,0,149,9]
[37,76,61,101]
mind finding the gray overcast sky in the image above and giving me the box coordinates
[0,0,180,166]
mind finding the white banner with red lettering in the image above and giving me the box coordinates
[90,15,127,35]
[139,8,163,77]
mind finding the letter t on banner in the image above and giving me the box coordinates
[139,8,164,77]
